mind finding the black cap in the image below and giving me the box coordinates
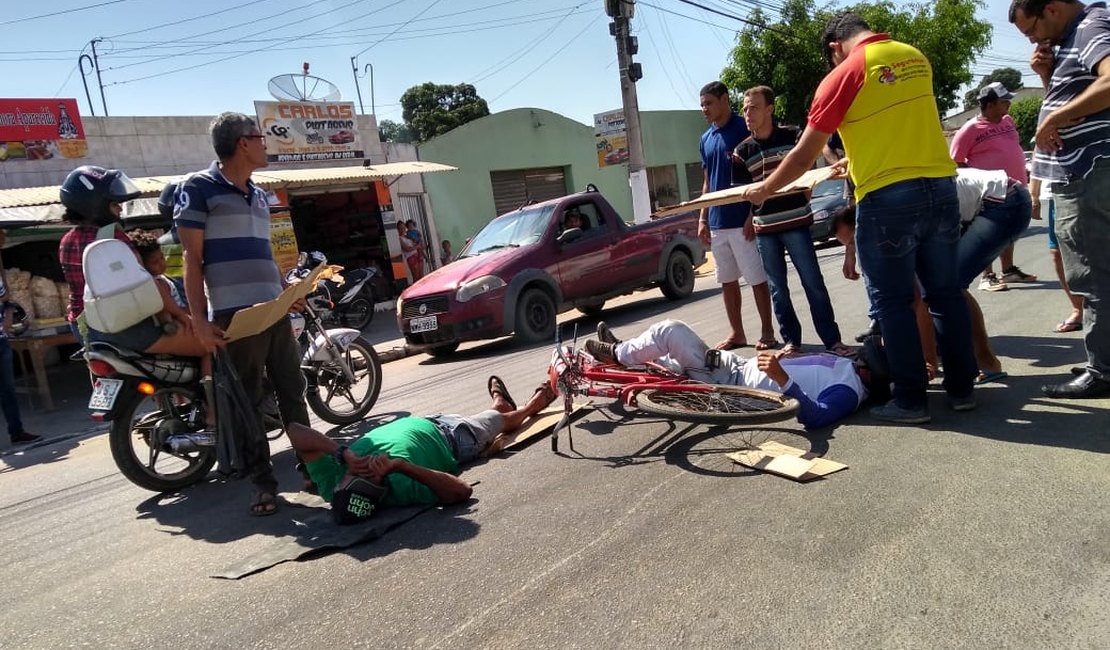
[331,477,388,524]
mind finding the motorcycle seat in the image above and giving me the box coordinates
[86,342,200,384]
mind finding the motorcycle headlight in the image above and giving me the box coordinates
[456,275,506,303]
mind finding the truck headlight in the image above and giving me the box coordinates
[456,275,506,303]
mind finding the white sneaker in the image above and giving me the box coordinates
[978,274,1008,292]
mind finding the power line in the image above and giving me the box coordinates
[104,0,275,39]
[0,0,129,27]
[471,4,586,83]
[491,13,603,103]
[637,11,687,104]
[354,0,448,59]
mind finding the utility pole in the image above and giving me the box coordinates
[606,0,651,223]
[90,38,108,116]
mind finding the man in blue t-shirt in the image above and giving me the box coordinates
[1011,0,1110,398]
[698,81,776,352]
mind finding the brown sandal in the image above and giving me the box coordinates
[755,337,780,351]
[487,375,517,410]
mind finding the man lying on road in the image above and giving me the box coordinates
[585,321,873,429]
[287,376,558,514]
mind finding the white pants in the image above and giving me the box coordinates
[616,319,734,385]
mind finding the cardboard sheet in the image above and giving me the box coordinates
[727,440,847,482]
[652,166,835,219]
[223,264,326,341]
[498,401,588,451]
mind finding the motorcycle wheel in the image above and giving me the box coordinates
[109,387,216,493]
[305,337,383,425]
[341,295,374,330]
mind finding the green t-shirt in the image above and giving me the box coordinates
[307,417,458,507]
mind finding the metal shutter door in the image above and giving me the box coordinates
[490,167,567,216]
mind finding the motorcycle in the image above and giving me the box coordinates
[87,269,384,493]
[298,251,381,331]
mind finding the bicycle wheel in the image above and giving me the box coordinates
[636,385,799,425]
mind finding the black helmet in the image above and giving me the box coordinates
[157,180,180,219]
[4,302,29,337]
[59,165,142,226]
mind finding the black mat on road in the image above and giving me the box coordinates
[212,492,433,580]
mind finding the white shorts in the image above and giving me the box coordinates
[711,227,768,285]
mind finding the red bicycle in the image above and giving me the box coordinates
[548,335,799,452]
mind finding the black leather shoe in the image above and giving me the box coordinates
[1042,371,1110,398]
[1071,366,1086,377]
[854,319,880,343]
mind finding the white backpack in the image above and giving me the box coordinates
[82,225,163,334]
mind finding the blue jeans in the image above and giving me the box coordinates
[856,177,976,409]
[958,186,1033,287]
[756,227,842,347]
[0,337,25,438]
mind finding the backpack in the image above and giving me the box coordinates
[82,224,163,334]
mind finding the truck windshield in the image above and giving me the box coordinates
[460,204,556,257]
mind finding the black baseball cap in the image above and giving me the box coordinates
[331,477,388,525]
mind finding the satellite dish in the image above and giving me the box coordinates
[268,63,341,102]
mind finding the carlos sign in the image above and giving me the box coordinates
[254,100,364,163]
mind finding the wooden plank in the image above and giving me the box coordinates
[653,167,835,219]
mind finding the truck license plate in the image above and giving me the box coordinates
[409,315,438,333]
[88,378,124,411]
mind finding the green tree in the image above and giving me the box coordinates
[964,67,1025,109]
[400,82,490,142]
[378,119,414,144]
[721,0,992,125]
[1009,95,1043,149]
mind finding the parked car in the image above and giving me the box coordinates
[808,178,851,241]
[397,189,706,356]
[329,130,355,144]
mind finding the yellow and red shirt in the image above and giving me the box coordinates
[808,33,955,201]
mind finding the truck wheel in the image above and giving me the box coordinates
[577,300,605,317]
[515,288,556,343]
[660,250,694,300]
[426,342,459,357]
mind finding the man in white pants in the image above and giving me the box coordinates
[586,321,868,429]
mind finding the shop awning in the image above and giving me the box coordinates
[0,161,457,224]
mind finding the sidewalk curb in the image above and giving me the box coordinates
[0,423,110,457]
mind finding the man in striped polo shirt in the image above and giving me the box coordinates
[733,85,850,358]
[176,112,311,515]
[1011,0,1110,398]
[736,13,977,424]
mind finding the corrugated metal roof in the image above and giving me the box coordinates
[0,162,457,211]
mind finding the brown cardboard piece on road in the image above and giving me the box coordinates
[727,440,848,482]
[652,166,835,219]
[223,264,327,341]
[500,400,589,450]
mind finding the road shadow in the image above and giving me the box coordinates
[989,333,1086,371]
[0,436,82,474]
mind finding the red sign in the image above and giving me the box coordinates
[0,98,88,161]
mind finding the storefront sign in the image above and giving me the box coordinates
[594,109,629,168]
[0,98,87,161]
[270,214,299,275]
[254,100,364,163]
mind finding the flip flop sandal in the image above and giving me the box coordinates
[755,338,780,351]
[249,490,279,517]
[714,339,748,351]
[532,382,558,407]
[780,343,800,356]
[827,342,856,358]
[487,375,517,411]
[1054,319,1082,333]
[975,370,1008,385]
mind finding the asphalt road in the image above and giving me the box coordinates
[1,227,1107,650]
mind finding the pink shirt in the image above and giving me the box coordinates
[949,114,1027,183]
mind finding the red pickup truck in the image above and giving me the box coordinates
[397,189,705,356]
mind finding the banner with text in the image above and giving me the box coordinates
[0,98,87,162]
[594,109,629,168]
[254,100,364,163]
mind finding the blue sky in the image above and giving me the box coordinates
[3,0,1037,126]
